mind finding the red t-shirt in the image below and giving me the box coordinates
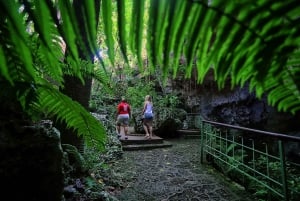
[117,101,131,115]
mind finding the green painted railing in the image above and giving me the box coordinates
[183,113,202,129]
[185,114,300,201]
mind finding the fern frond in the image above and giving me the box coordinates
[101,0,115,64]
[129,0,145,69]
[127,0,300,114]
[36,86,106,151]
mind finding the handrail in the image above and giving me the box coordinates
[195,113,300,201]
[202,119,300,142]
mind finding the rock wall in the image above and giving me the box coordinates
[169,69,300,133]
[0,120,64,201]
[166,69,300,161]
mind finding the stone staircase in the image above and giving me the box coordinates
[118,127,201,150]
[119,133,172,151]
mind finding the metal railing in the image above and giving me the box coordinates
[185,113,300,201]
[183,113,202,130]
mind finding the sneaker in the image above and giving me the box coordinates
[117,134,121,138]
[125,136,128,140]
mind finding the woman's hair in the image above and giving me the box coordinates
[145,95,151,102]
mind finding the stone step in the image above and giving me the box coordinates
[119,134,164,145]
[177,129,201,139]
[122,141,173,151]
[119,134,172,150]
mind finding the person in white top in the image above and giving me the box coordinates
[142,95,154,139]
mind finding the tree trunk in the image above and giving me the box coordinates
[59,76,92,151]
[57,0,100,151]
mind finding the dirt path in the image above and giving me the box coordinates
[108,138,254,201]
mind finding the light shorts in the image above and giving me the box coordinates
[117,114,130,126]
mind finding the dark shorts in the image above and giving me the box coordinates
[143,118,153,127]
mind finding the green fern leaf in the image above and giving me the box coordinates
[102,0,115,64]
[37,87,106,151]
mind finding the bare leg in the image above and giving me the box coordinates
[116,125,121,138]
[143,124,149,137]
[124,125,129,135]
[116,125,120,134]
[122,125,128,139]
[149,126,153,138]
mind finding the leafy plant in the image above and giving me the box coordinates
[95,0,300,115]
[113,0,300,114]
[0,0,107,150]
[126,81,155,109]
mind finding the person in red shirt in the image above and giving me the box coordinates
[116,97,131,139]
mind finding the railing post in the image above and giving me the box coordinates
[278,140,289,201]
[200,120,204,164]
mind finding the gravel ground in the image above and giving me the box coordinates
[108,138,254,201]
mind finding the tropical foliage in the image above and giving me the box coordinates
[0,0,107,150]
[98,0,300,114]
[117,0,300,114]
[1,0,300,150]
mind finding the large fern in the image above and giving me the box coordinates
[120,0,300,114]
[0,0,107,150]
[36,86,106,150]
